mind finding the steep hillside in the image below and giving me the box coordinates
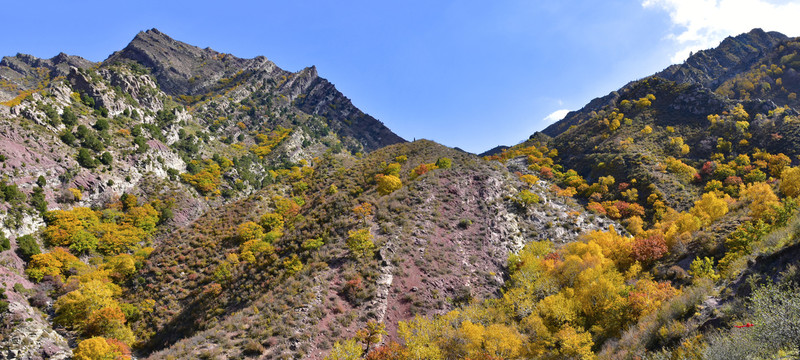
[0,29,616,360]
[536,29,800,215]
[134,140,618,359]
[433,28,800,359]
[0,52,94,103]
[0,29,406,358]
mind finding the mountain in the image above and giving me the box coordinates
[543,28,794,137]
[1,28,800,360]
[0,29,615,359]
[105,29,403,152]
[485,28,800,358]
[0,28,411,358]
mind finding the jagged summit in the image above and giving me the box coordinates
[0,28,405,152]
[104,28,272,95]
[101,28,404,150]
[0,52,95,71]
[657,28,788,88]
[0,51,94,101]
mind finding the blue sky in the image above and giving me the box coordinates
[3,1,800,153]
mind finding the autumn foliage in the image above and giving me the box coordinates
[73,336,131,360]
[375,174,402,195]
[40,200,159,257]
[358,227,682,359]
[181,159,223,195]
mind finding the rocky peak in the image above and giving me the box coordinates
[0,52,94,75]
[656,28,787,88]
[539,29,790,140]
[105,29,405,151]
[292,71,406,152]
[0,52,94,102]
[103,28,275,95]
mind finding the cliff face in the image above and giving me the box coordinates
[292,68,406,152]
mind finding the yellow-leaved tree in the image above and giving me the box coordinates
[740,182,779,219]
[398,315,444,360]
[375,174,402,195]
[26,247,84,282]
[325,339,362,360]
[73,336,130,360]
[237,221,264,243]
[54,279,135,344]
[690,192,729,226]
[346,229,376,259]
[779,166,800,198]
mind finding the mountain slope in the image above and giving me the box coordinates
[137,140,619,359]
[0,52,93,103]
[0,29,615,360]
[0,29,406,358]
[541,28,788,140]
[473,28,800,359]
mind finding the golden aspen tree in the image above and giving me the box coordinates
[740,182,779,218]
[73,337,126,360]
[237,221,264,243]
[375,174,402,195]
[779,166,800,197]
[690,192,729,225]
[347,229,376,259]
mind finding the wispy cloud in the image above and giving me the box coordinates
[643,0,800,63]
[543,109,570,124]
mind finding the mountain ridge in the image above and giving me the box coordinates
[535,28,789,143]
[104,28,405,152]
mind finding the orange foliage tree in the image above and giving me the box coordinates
[73,336,131,360]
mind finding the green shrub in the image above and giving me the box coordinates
[77,148,96,168]
[94,118,110,131]
[0,232,9,251]
[30,188,47,213]
[0,288,8,314]
[59,130,76,146]
[100,152,113,166]
[17,235,40,261]
[704,282,800,359]
[435,157,452,169]
[61,107,77,127]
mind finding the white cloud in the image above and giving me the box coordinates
[643,0,800,63]
[543,109,570,124]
